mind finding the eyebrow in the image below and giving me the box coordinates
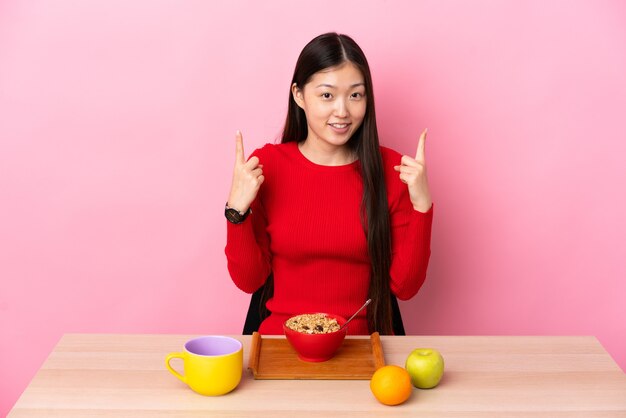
[315,82,365,89]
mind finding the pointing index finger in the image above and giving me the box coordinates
[415,128,427,162]
[235,130,245,164]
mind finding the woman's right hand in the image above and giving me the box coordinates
[227,130,264,213]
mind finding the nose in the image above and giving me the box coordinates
[334,98,348,118]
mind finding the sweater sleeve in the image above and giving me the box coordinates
[224,150,272,294]
[389,204,433,300]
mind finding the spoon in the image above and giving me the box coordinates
[339,299,372,331]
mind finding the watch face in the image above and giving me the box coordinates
[225,208,242,224]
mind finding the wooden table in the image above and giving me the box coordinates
[8,334,626,417]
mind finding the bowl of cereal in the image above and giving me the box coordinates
[283,313,348,362]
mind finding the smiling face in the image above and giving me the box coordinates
[292,61,367,156]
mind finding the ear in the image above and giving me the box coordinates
[291,83,305,110]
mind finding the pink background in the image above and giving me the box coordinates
[1,0,625,414]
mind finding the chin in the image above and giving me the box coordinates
[326,131,355,145]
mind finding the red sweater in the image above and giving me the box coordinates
[225,141,433,335]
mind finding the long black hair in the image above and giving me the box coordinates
[271,32,394,334]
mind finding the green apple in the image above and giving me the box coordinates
[405,348,444,389]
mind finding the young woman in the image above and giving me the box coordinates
[225,32,433,335]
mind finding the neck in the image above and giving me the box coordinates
[298,140,356,166]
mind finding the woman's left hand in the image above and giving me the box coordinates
[394,129,432,213]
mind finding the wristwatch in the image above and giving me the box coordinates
[225,202,251,224]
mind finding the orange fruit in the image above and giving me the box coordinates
[370,365,412,406]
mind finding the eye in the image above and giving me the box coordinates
[321,92,332,99]
[351,92,365,99]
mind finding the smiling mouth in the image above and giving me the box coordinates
[329,123,350,128]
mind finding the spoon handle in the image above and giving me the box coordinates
[340,299,372,330]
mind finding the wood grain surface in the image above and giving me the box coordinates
[8,334,626,417]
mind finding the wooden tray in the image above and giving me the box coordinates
[247,332,385,380]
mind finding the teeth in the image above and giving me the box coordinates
[331,124,348,128]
